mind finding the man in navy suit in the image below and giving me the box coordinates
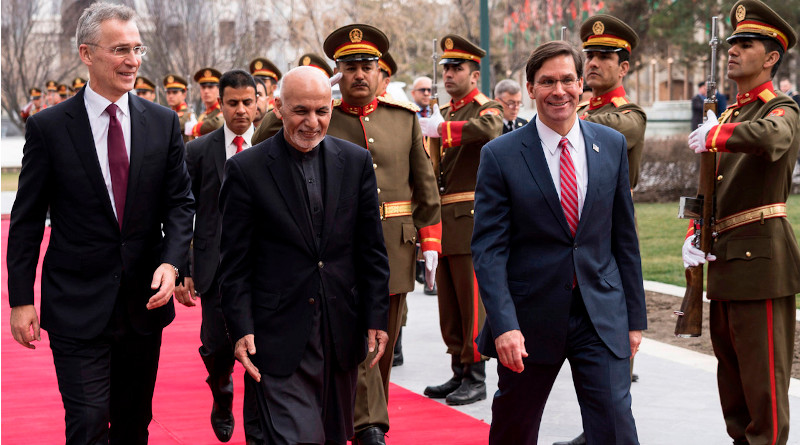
[7,3,194,444]
[471,40,646,444]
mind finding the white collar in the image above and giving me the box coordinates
[535,116,581,155]
[84,81,130,120]
[223,122,254,148]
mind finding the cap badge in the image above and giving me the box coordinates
[592,21,604,35]
[735,5,746,22]
[302,56,311,66]
[444,38,454,50]
[255,60,263,69]
[167,75,174,83]
[204,69,211,77]
[136,78,143,86]
[349,28,363,43]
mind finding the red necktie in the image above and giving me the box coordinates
[420,108,428,118]
[233,135,245,153]
[106,104,128,230]
[559,137,578,237]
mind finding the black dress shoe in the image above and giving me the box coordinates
[211,402,235,442]
[355,426,386,445]
[631,373,639,382]
[553,432,586,445]
[424,282,437,295]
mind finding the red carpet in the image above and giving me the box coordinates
[1,219,489,444]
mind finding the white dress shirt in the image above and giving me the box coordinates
[84,82,131,219]
[535,116,588,219]
[223,123,255,160]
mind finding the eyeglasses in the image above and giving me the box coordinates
[87,43,148,57]
[498,99,522,109]
[414,88,432,94]
[534,77,578,90]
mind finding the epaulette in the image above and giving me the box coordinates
[440,102,451,110]
[577,100,590,109]
[611,96,629,107]
[474,93,490,106]
[332,98,343,107]
[758,89,776,103]
[378,95,420,113]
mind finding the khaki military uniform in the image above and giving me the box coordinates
[429,87,502,364]
[172,102,195,144]
[701,81,800,445]
[251,96,442,433]
[577,86,646,189]
[192,102,223,138]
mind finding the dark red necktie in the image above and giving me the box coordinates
[233,135,245,153]
[559,137,578,237]
[106,104,129,230]
[420,108,428,118]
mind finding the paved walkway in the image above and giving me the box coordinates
[395,281,800,444]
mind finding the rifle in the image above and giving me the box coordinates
[430,38,445,193]
[675,16,719,337]
[561,26,567,41]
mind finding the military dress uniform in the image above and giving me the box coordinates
[20,88,45,122]
[577,87,645,189]
[192,68,224,138]
[163,74,195,144]
[424,35,503,406]
[691,2,800,444]
[250,58,281,112]
[577,15,646,191]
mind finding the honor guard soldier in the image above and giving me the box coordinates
[377,52,397,98]
[555,15,647,445]
[298,52,334,77]
[576,14,646,193]
[20,88,45,122]
[164,74,196,143]
[72,77,86,91]
[683,1,800,444]
[249,57,281,112]
[45,80,59,106]
[134,76,156,102]
[57,84,69,101]
[70,77,86,97]
[192,67,224,138]
[253,24,442,445]
[417,34,503,406]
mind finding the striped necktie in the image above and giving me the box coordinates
[559,137,578,237]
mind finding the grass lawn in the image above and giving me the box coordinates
[635,195,800,307]
[1,171,20,192]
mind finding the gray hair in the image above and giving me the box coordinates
[494,79,521,99]
[75,2,137,47]
[412,76,432,89]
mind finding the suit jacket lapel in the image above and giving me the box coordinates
[319,137,344,254]
[64,91,118,228]
[519,120,574,238]
[577,120,600,234]
[125,93,147,232]
[265,130,316,253]
[212,128,226,182]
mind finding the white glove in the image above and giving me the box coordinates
[688,110,718,154]
[329,72,342,86]
[419,103,444,138]
[21,102,34,114]
[184,116,197,136]
[682,237,716,268]
[423,250,438,286]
